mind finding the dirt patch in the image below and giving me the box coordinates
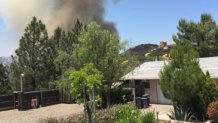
[0,104,83,123]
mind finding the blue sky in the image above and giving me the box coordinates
[0,0,218,57]
[105,0,218,46]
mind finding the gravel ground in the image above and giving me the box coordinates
[141,104,173,121]
[0,104,84,123]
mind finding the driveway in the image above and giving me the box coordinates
[141,104,173,121]
[0,104,84,123]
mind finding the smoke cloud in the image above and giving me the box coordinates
[0,0,117,35]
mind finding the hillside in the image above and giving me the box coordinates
[128,42,173,63]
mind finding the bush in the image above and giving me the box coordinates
[159,42,218,120]
[141,111,156,123]
[37,114,84,123]
[111,88,133,105]
[115,105,141,123]
[97,104,121,123]
[207,101,218,122]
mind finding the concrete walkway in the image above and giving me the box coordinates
[141,104,173,121]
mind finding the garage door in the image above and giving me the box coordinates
[157,84,172,104]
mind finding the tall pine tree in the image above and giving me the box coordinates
[0,63,10,94]
[173,14,218,57]
[13,17,51,91]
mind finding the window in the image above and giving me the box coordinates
[144,80,150,89]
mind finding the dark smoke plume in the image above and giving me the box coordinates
[0,0,117,34]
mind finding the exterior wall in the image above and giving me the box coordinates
[131,78,218,105]
[132,80,136,104]
[149,80,158,103]
[131,79,158,104]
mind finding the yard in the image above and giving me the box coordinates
[0,103,174,123]
[0,104,83,123]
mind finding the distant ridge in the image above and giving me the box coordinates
[128,42,173,63]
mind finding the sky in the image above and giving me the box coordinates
[0,0,218,57]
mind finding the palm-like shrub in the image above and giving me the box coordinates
[141,111,156,123]
[168,106,196,122]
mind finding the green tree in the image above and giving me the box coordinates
[73,22,138,107]
[0,63,10,94]
[173,14,218,57]
[50,20,83,90]
[9,56,22,91]
[159,41,218,120]
[69,63,103,123]
[11,16,52,91]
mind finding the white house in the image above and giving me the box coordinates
[122,57,218,104]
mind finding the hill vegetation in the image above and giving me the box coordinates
[128,42,173,63]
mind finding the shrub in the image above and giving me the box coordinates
[115,105,141,123]
[168,106,196,122]
[37,114,84,123]
[207,101,218,122]
[159,41,218,120]
[141,111,156,123]
[111,88,133,105]
[97,104,120,123]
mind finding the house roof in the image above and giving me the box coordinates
[122,56,218,80]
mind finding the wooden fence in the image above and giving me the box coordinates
[0,94,15,110]
[0,89,61,111]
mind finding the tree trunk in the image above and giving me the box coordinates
[86,105,92,123]
[106,84,112,108]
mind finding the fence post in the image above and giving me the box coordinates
[18,92,23,110]
[13,93,16,108]
[41,91,43,106]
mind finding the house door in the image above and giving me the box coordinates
[157,84,172,104]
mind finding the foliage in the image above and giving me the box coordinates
[115,105,141,123]
[168,106,196,122]
[10,16,53,91]
[173,14,218,57]
[128,44,158,62]
[111,88,133,105]
[49,20,83,88]
[9,56,21,91]
[97,104,121,123]
[207,101,218,121]
[38,104,128,123]
[69,63,103,100]
[0,63,10,94]
[37,113,84,123]
[73,21,138,107]
[141,111,156,123]
[69,63,103,123]
[55,69,75,103]
[159,41,218,120]
[9,17,83,92]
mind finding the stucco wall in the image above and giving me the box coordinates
[148,80,158,104]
